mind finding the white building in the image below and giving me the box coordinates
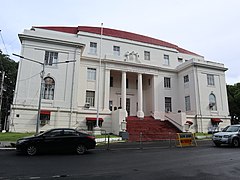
[10,26,230,134]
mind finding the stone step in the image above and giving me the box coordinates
[126,116,180,142]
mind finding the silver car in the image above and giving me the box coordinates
[212,125,240,147]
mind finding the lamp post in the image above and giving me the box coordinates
[94,23,103,135]
[13,53,75,134]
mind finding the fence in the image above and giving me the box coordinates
[97,132,182,150]
[75,128,200,150]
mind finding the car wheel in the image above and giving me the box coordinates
[214,142,221,147]
[76,144,86,155]
[26,145,37,156]
[232,138,239,147]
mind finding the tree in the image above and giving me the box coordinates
[0,50,18,131]
[227,83,240,124]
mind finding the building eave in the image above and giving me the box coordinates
[18,33,85,48]
[177,58,228,72]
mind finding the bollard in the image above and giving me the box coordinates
[169,132,172,148]
[139,132,143,150]
[107,133,110,150]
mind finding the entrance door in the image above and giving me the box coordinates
[126,98,130,116]
[119,97,131,115]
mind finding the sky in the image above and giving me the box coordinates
[1,0,240,85]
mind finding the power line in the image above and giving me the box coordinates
[0,30,9,55]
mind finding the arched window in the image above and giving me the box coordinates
[43,77,55,100]
[209,93,217,111]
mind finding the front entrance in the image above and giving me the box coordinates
[119,97,131,116]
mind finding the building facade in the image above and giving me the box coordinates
[10,26,230,133]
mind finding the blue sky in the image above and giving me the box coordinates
[1,0,240,84]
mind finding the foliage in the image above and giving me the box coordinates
[0,50,18,130]
[227,83,240,124]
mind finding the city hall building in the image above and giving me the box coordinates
[10,26,230,134]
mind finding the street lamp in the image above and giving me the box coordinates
[13,53,76,134]
[95,23,103,134]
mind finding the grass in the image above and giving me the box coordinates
[0,132,120,142]
[0,132,35,142]
[194,133,211,136]
[95,135,119,138]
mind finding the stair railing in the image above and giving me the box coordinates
[164,115,184,132]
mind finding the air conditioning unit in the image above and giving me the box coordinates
[209,102,215,108]
[84,103,90,109]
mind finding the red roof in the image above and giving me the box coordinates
[34,26,201,56]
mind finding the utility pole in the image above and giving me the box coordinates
[13,53,76,134]
[0,71,5,131]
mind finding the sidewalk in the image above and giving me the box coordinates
[0,141,16,150]
[0,139,214,151]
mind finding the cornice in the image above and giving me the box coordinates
[19,34,85,48]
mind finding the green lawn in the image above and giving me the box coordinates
[0,132,120,142]
[194,132,210,136]
[0,132,35,142]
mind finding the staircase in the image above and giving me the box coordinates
[126,116,181,142]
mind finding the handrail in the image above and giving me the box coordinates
[164,115,183,131]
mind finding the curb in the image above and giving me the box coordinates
[0,139,213,151]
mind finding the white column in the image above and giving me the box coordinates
[137,73,144,118]
[103,69,110,112]
[121,71,127,110]
[153,75,161,119]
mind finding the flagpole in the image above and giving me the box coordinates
[96,23,103,130]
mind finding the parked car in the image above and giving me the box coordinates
[212,125,240,147]
[16,128,96,155]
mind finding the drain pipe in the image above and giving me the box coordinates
[195,66,203,132]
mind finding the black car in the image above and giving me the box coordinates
[16,128,96,156]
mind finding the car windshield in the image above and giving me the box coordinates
[225,126,240,132]
[35,129,52,136]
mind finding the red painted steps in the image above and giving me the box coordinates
[126,116,181,142]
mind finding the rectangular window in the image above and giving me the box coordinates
[164,77,171,88]
[110,76,113,87]
[207,74,215,86]
[90,42,97,54]
[87,68,96,81]
[126,78,129,89]
[113,46,120,56]
[144,51,150,60]
[165,97,172,112]
[164,54,170,65]
[185,96,191,111]
[44,51,58,66]
[86,91,95,107]
[184,75,189,83]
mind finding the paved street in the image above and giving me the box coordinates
[1,142,240,179]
